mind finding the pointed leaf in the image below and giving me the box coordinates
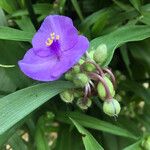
[70,118,104,150]
[0,81,73,135]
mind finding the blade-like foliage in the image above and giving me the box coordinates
[0,81,73,135]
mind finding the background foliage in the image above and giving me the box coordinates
[0,0,150,149]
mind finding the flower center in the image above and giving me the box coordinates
[45,32,60,46]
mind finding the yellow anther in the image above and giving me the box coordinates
[51,35,55,40]
[46,38,53,46]
[51,32,55,37]
[56,35,60,40]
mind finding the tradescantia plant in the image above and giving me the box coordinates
[0,0,150,150]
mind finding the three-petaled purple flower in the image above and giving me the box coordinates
[18,15,89,81]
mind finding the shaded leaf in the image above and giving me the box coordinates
[71,0,84,21]
[70,118,104,150]
[56,111,138,139]
[123,140,142,150]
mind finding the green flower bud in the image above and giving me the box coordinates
[83,63,95,72]
[97,76,115,100]
[65,72,73,81]
[73,73,89,88]
[141,136,150,150]
[72,65,80,74]
[93,44,107,65]
[60,90,74,103]
[103,99,121,116]
[77,98,92,110]
[79,59,84,65]
[74,90,84,98]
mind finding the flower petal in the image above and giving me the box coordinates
[32,15,78,52]
[18,48,59,81]
[18,36,89,81]
[51,35,89,78]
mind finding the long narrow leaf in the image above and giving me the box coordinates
[0,81,73,135]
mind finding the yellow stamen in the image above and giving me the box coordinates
[46,38,53,46]
[51,35,55,40]
[51,32,55,37]
[56,35,60,40]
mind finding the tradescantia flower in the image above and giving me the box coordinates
[18,15,89,81]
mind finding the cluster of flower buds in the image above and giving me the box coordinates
[60,44,121,117]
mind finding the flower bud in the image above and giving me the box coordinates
[83,63,95,72]
[72,65,80,74]
[93,44,107,65]
[97,76,115,100]
[73,73,89,88]
[74,90,84,98]
[103,99,121,116]
[65,72,73,81]
[79,59,84,65]
[60,90,74,103]
[77,98,92,110]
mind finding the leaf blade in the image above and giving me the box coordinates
[0,27,34,41]
[56,111,138,139]
[70,118,104,150]
[0,81,73,135]
[89,25,150,66]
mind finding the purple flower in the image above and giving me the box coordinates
[18,15,89,81]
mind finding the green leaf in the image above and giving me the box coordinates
[0,40,32,90]
[58,0,67,14]
[0,81,73,135]
[89,25,150,66]
[11,3,53,17]
[140,12,150,25]
[70,118,104,150]
[120,45,132,78]
[92,11,108,36]
[35,118,49,150]
[8,132,28,150]
[0,0,18,13]
[0,8,7,26]
[113,0,133,11]
[0,26,34,41]
[56,112,138,139]
[0,68,16,92]
[129,0,141,11]
[15,16,36,32]
[55,125,84,150]
[55,127,72,150]
[123,140,142,150]
[71,0,84,21]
